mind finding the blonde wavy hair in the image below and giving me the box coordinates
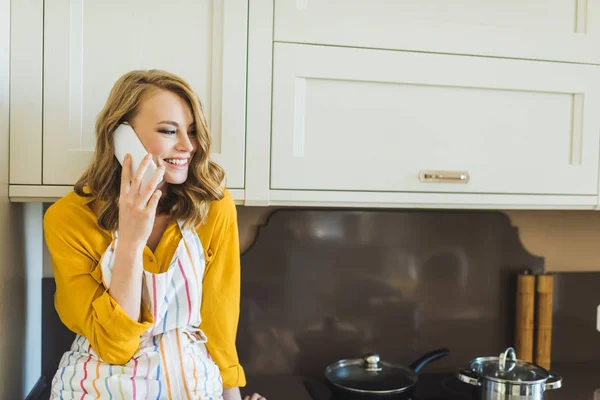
[74,69,225,231]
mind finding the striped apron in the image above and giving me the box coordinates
[50,220,223,399]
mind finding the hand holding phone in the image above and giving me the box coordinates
[114,124,165,250]
[113,123,158,189]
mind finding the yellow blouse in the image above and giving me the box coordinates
[43,189,246,389]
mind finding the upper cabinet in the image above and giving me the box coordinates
[274,0,600,64]
[11,1,600,211]
[244,0,600,209]
[270,43,600,196]
[10,0,247,199]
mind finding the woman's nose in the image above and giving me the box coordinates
[176,132,195,152]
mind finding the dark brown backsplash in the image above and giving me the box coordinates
[236,208,600,377]
[551,272,600,363]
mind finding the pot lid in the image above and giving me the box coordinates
[469,348,550,384]
[325,353,416,393]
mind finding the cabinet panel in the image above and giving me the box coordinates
[274,0,600,64]
[9,0,43,184]
[42,0,247,188]
[271,43,600,196]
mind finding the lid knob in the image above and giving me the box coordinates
[363,353,382,372]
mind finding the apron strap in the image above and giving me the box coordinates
[176,219,202,273]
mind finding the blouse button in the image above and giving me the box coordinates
[148,257,154,263]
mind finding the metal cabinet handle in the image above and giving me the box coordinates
[419,170,470,183]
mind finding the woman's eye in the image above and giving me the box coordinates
[188,130,198,136]
[159,130,176,135]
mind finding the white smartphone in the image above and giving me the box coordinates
[113,123,158,189]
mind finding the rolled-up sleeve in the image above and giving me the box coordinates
[44,200,153,365]
[199,192,247,388]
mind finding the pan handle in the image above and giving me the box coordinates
[408,348,450,373]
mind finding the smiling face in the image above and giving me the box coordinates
[130,89,198,189]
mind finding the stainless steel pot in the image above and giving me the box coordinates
[457,347,562,400]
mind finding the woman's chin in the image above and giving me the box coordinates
[163,173,189,186]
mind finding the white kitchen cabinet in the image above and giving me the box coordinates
[266,42,600,204]
[10,0,247,200]
[242,2,600,210]
[274,0,600,65]
[11,1,600,210]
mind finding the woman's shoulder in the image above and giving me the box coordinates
[207,188,236,217]
[44,190,103,238]
[45,190,94,218]
[195,188,237,235]
[44,191,111,265]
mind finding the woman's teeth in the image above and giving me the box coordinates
[164,159,188,166]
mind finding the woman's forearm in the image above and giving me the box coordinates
[108,242,145,321]
[222,387,242,400]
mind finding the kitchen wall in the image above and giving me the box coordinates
[234,207,600,369]
[232,206,600,377]
[505,210,600,273]
[238,207,600,273]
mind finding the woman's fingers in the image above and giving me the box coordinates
[146,189,162,212]
[120,153,132,196]
[139,164,165,205]
[130,154,153,195]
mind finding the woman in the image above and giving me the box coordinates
[44,70,265,400]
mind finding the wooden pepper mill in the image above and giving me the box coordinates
[535,274,554,370]
[515,269,535,363]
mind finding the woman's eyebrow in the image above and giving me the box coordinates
[156,121,196,128]
[156,120,179,127]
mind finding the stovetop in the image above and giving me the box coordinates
[243,361,596,400]
[303,373,477,400]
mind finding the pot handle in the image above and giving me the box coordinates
[408,348,450,373]
[457,368,481,386]
[545,374,562,390]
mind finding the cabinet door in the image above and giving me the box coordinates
[274,0,600,64]
[271,43,600,196]
[43,0,247,188]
